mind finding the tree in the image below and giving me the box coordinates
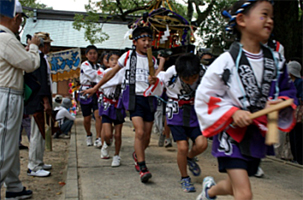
[73,0,216,44]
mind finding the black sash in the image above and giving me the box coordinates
[128,50,137,111]
[229,42,277,157]
[180,66,205,127]
[229,42,277,113]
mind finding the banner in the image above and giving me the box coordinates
[48,48,81,82]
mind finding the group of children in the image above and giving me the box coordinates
[78,0,298,199]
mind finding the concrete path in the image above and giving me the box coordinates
[64,116,303,200]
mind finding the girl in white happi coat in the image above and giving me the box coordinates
[195,1,297,200]
[98,52,126,167]
[79,45,104,147]
[145,54,208,192]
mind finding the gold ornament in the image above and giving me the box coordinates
[129,34,133,40]
[190,36,195,43]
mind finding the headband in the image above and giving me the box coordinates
[133,34,153,41]
[223,0,274,33]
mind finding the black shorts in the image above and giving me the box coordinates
[102,115,124,125]
[169,125,202,142]
[129,96,155,122]
[80,94,99,117]
[217,157,261,176]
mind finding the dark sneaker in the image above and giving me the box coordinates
[6,187,32,199]
[19,144,28,150]
[132,152,139,172]
[180,177,196,192]
[187,158,201,176]
[140,170,152,183]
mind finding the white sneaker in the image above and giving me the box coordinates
[86,135,93,146]
[42,164,52,170]
[101,142,109,159]
[27,169,51,177]
[111,155,121,167]
[94,138,102,148]
[196,176,216,200]
[254,167,264,178]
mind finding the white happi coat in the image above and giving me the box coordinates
[144,65,201,127]
[195,45,296,140]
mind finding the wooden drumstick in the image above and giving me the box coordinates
[249,99,293,120]
[147,48,155,76]
[265,111,279,145]
[231,99,294,145]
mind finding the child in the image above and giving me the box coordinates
[195,1,297,199]
[83,26,165,183]
[98,51,109,70]
[99,51,126,168]
[145,53,208,192]
[79,45,103,147]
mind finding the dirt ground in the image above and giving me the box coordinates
[0,133,69,200]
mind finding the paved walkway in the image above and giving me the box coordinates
[64,116,303,200]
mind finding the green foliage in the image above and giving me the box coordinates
[73,13,109,44]
[197,0,237,50]
[73,0,187,44]
[19,0,52,17]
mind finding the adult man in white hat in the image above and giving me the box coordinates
[0,0,40,198]
[25,32,54,177]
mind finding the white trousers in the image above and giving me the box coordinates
[28,115,45,171]
[0,88,23,192]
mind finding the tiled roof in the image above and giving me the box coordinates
[21,18,133,49]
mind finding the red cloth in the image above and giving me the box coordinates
[226,115,268,143]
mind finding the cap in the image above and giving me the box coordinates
[34,32,53,43]
[62,98,72,109]
[0,0,15,18]
[287,61,302,78]
[54,95,63,102]
[15,0,28,18]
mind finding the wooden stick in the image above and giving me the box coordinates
[147,48,155,76]
[249,99,293,120]
[266,111,279,145]
[44,112,52,151]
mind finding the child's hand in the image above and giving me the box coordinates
[82,87,97,98]
[148,75,157,85]
[232,110,252,128]
[266,99,283,108]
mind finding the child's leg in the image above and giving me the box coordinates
[188,135,207,159]
[94,109,102,139]
[132,116,152,162]
[102,121,113,145]
[176,140,189,177]
[113,123,123,155]
[83,115,92,136]
[207,169,252,200]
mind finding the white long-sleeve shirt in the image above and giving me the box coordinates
[55,106,75,126]
[0,25,40,91]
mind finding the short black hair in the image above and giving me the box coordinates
[132,26,153,41]
[106,51,121,62]
[98,51,108,64]
[175,53,201,79]
[85,45,98,54]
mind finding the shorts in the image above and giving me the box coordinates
[129,96,155,122]
[102,114,124,125]
[217,157,261,176]
[80,94,99,117]
[169,125,202,142]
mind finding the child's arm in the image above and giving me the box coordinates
[155,54,166,76]
[232,110,252,128]
[83,64,121,97]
